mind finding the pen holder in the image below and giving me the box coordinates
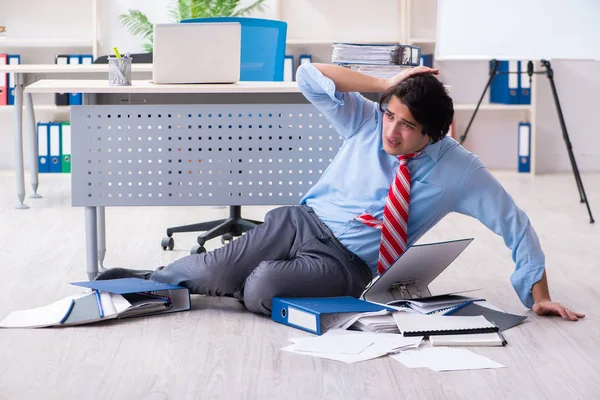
[108,56,132,86]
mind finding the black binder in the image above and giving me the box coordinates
[54,54,70,106]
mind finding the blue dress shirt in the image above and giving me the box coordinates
[296,63,545,308]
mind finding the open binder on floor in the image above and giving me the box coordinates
[361,238,477,305]
[0,278,190,328]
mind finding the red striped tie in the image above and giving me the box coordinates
[356,152,422,274]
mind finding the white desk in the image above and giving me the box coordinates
[25,79,320,279]
[0,65,153,209]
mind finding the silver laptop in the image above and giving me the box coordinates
[152,22,241,84]
[361,238,474,304]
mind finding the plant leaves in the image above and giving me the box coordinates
[118,10,154,39]
[119,0,270,51]
[232,0,267,16]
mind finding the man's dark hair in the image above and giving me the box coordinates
[379,74,454,143]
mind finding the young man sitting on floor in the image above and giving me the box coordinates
[97,63,584,321]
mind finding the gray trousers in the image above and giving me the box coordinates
[151,205,373,315]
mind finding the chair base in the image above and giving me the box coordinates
[165,205,262,247]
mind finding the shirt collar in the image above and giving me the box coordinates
[422,138,442,163]
[378,126,443,163]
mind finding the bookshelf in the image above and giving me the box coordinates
[286,38,401,45]
[0,105,69,113]
[0,39,94,48]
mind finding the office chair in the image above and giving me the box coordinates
[160,17,288,254]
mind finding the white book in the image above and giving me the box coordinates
[392,313,498,337]
[430,332,507,347]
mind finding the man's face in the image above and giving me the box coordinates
[381,96,430,156]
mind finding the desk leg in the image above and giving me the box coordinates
[85,206,99,280]
[97,206,106,268]
[13,74,28,209]
[26,92,41,199]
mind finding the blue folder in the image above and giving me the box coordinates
[7,54,20,105]
[72,277,186,294]
[48,122,62,173]
[271,296,394,335]
[518,122,531,173]
[68,55,83,105]
[71,278,191,318]
[420,54,434,68]
[37,122,50,173]
[490,60,519,104]
[518,61,531,104]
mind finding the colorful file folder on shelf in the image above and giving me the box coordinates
[37,121,72,173]
[60,121,71,173]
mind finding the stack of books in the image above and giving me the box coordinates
[332,42,421,79]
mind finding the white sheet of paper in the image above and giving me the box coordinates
[282,343,388,363]
[109,293,132,314]
[292,334,373,355]
[393,313,496,335]
[285,329,424,363]
[390,352,428,368]
[290,329,423,350]
[320,312,364,331]
[339,310,392,330]
[396,347,506,372]
[0,296,76,328]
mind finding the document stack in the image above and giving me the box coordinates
[332,43,421,79]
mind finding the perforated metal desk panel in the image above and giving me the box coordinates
[71,103,343,207]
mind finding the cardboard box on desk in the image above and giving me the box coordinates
[0,278,190,328]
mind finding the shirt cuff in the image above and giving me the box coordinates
[510,265,545,309]
[296,63,344,106]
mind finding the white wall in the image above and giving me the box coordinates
[533,60,600,173]
[281,0,400,42]
[0,0,93,41]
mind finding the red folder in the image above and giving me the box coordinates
[0,54,7,105]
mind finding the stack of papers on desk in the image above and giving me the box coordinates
[337,64,412,79]
[332,42,420,79]
[282,329,423,363]
[332,43,401,65]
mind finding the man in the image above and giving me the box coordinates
[98,62,584,321]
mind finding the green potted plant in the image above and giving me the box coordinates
[119,0,268,52]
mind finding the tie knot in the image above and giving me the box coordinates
[398,151,423,163]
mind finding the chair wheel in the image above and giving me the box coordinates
[191,245,206,255]
[221,233,234,244]
[161,236,174,251]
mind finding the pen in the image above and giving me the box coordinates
[95,289,104,318]
[497,330,508,346]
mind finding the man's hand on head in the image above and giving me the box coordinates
[385,66,439,91]
[532,299,585,321]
